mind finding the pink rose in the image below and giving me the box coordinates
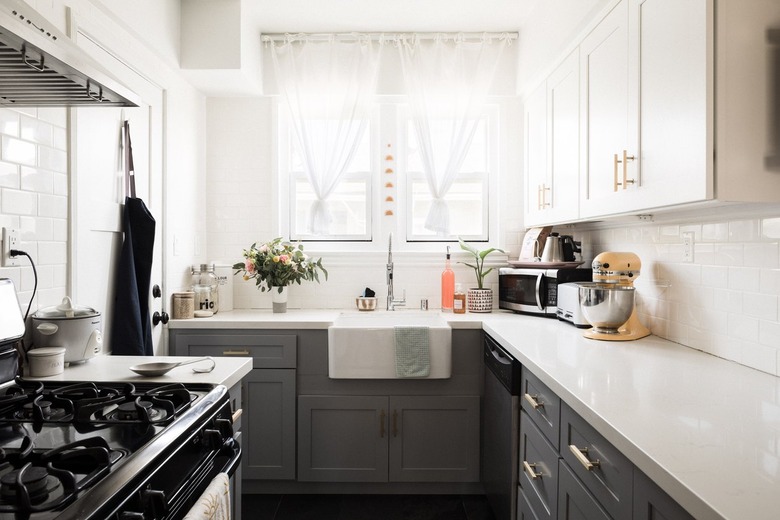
[259,244,269,253]
[279,254,290,264]
[245,259,255,273]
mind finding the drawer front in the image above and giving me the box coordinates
[518,487,543,520]
[520,367,561,449]
[178,333,297,368]
[519,411,559,520]
[634,469,694,520]
[558,461,611,520]
[560,403,632,519]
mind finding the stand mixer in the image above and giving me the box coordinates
[581,252,651,341]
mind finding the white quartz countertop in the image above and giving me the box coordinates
[22,355,252,390]
[169,308,780,519]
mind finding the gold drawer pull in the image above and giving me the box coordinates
[522,460,542,480]
[232,409,243,423]
[222,349,251,356]
[569,444,600,471]
[524,393,543,409]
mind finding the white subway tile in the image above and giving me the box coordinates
[37,241,67,265]
[19,216,53,242]
[38,194,67,219]
[0,161,18,189]
[35,108,67,128]
[52,218,67,241]
[0,109,19,137]
[763,218,780,239]
[743,243,779,269]
[739,340,777,375]
[20,116,54,147]
[20,166,53,193]
[702,222,729,242]
[714,288,743,313]
[759,321,780,348]
[1,188,37,215]
[52,172,67,196]
[38,146,67,173]
[742,292,779,321]
[701,265,728,289]
[729,219,761,242]
[1,136,35,166]
[728,266,761,292]
[728,313,760,342]
[714,244,744,266]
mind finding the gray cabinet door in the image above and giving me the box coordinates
[634,469,694,520]
[243,369,296,480]
[388,396,480,482]
[297,395,389,482]
[558,461,611,520]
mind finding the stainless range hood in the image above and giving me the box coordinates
[0,0,139,107]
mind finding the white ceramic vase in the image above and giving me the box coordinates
[271,286,288,313]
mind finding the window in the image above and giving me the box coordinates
[278,102,500,247]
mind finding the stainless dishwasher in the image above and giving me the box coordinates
[482,333,521,520]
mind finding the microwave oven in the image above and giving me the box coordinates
[498,267,592,317]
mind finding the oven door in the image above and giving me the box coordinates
[498,269,552,316]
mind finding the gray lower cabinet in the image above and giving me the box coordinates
[633,470,694,520]
[169,329,308,481]
[243,368,296,480]
[298,394,480,483]
[517,366,693,520]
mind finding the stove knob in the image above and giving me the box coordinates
[215,418,234,438]
[203,428,223,449]
[142,489,168,517]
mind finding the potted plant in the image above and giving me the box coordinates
[233,237,327,313]
[458,237,505,313]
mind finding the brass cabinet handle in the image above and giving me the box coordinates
[222,349,251,356]
[569,444,600,471]
[614,150,636,191]
[232,409,243,423]
[524,393,543,410]
[380,409,386,438]
[537,184,542,210]
[523,460,542,480]
[541,184,551,208]
[392,409,398,437]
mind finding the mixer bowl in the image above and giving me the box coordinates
[578,283,635,334]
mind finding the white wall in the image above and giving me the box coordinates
[0,108,69,314]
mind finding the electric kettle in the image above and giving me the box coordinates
[541,234,564,262]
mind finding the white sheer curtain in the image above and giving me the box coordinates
[398,34,510,236]
[270,35,382,235]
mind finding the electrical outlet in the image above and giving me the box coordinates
[1,228,20,267]
[682,232,694,263]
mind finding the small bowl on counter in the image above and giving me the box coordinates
[355,297,378,311]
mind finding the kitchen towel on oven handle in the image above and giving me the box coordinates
[183,472,231,520]
[109,120,155,356]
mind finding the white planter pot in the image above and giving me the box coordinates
[467,288,493,313]
[271,286,288,313]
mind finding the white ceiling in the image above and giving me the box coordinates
[246,0,540,34]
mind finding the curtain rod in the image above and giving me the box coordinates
[261,32,518,43]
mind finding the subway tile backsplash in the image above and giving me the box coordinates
[580,214,780,376]
[0,107,68,313]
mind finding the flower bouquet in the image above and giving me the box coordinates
[233,238,327,311]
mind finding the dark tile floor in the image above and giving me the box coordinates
[242,494,496,520]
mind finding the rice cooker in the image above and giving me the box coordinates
[31,297,103,364]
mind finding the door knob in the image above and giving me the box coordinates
[152,285,161,298]
[152,311,169,325]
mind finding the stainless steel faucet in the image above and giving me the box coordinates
[386,233,406,311]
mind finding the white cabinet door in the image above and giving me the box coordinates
[636,0,711,208]
[524,83,548,225]
[546,49,580,223]
[579,0,636,218]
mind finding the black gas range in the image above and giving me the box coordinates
[0,378,240,520]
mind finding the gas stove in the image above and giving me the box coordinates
[0,378,239,520]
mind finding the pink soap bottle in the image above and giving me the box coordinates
[441,246,455,312]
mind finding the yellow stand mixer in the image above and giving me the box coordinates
[581,252,651,341]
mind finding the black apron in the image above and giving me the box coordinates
[110,121,155,356]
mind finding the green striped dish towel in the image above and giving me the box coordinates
[394,326,430,378]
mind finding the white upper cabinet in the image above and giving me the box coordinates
[525,0,780,225]
[524,50,580,226]
[579,0,636,218]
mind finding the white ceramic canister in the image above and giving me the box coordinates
[213,262,234,312]
[27,347,66,377]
